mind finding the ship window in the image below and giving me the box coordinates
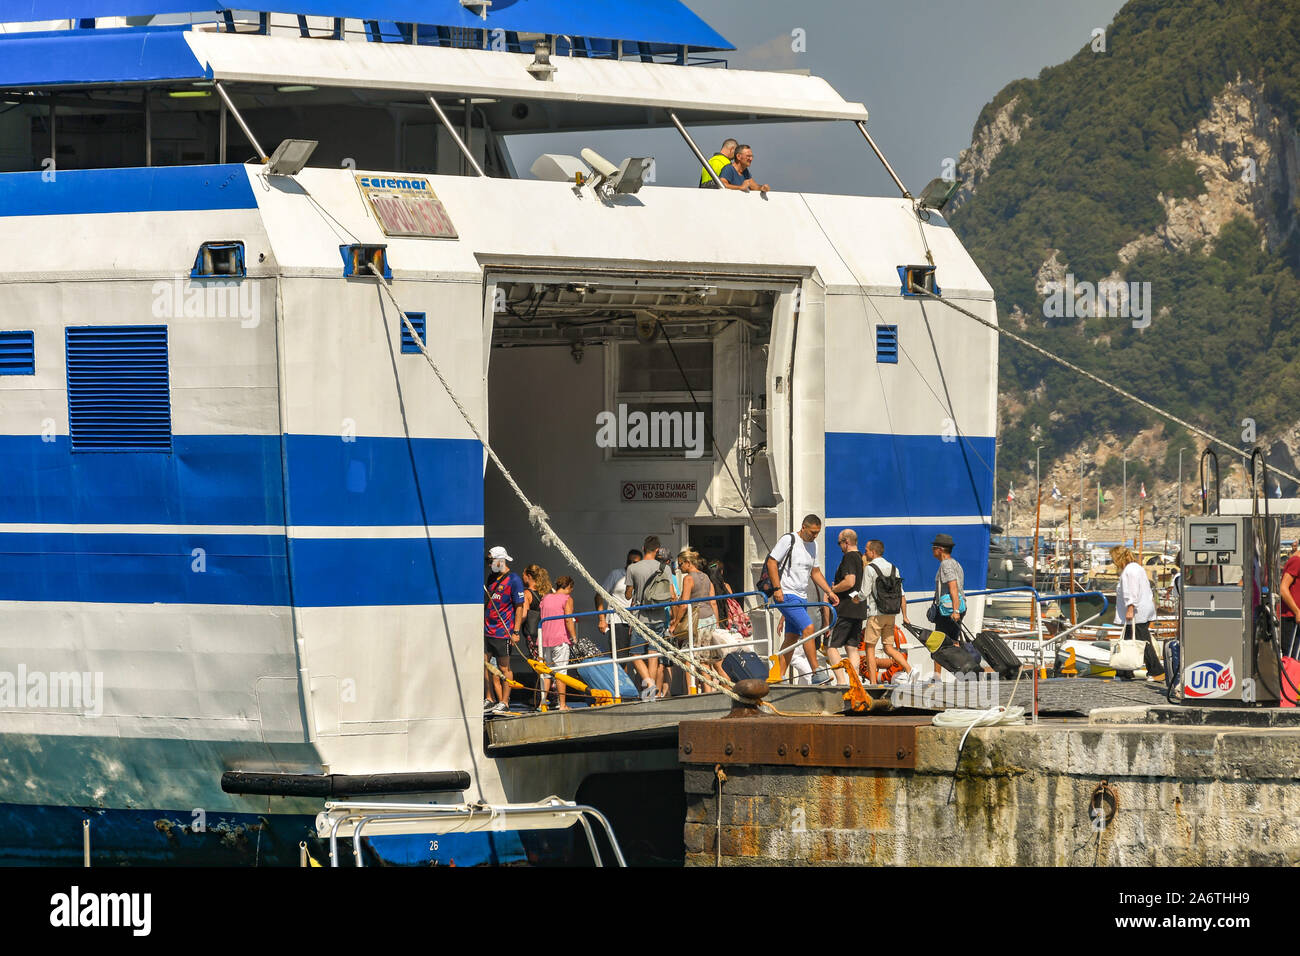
[401,313,427,354]
[613,341,713,459]
[0,330,35,375]
[341,244,391,280]
[65,326,172,453]
[899,265,939,297]
[192,241,246,278]
[876,325,898,364]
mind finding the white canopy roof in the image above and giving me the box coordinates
[184,29,869,123]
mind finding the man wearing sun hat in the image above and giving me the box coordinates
[484,545,525,714]
[930,533,966,655]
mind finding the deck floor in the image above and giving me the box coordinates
[486,675,1171,755]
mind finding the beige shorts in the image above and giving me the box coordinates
[541,643,570,669]
[865,615,896,648]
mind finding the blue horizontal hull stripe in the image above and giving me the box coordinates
[0,533,481,606]
[283,434,484,527]
[825,432,996,519]
[0,163,253,217]
[0,435,284,526]
[289,535,482,607]
[0,531,290,605]
[824,521,990,594]
[0,433,482,527]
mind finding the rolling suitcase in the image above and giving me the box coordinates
[973,629,1023,679]
[721,650,770,683]
[932,642,981,675]
[1162,638,1181,702]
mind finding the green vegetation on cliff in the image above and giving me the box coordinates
[949,0,1300,488]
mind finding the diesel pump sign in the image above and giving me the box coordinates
[355,175,458,239]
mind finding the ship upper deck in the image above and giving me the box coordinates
[0,2,865,129]
[0,2,871,186]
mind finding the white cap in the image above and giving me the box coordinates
[488,545,513,562]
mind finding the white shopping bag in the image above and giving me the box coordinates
[1109,620,1145,671]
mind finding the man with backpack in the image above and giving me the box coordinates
[861,539,912,683]
[625,535,679,698]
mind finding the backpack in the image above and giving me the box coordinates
[642,562,675,605]
[869,558,903,615]
[725,597,753,638]
[755,533,796,597]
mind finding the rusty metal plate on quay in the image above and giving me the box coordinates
[678,716,925,769]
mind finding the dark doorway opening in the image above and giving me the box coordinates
[688,524,745,594]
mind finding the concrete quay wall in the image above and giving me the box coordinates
[684,713,1300,866]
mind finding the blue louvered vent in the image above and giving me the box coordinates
[876,325,899,364]
[65,325,172,453]
[401,312,427,354]
[0,330,35,375]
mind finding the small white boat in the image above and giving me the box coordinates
[1057,638,1120,676]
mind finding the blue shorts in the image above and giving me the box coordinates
[625,619,667,660]
[775,594,813,636]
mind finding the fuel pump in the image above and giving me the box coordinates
[1178,448,1281,705]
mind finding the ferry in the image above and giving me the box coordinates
[0,0,998,864]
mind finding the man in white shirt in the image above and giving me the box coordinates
[765,514,839,681]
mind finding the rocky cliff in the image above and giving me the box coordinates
[948,0,1300,526]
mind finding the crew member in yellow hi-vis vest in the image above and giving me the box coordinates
[699,138,738,188]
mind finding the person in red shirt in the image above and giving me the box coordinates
[1280,546,1300,658]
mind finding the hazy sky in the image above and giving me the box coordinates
[507,0,1126,196]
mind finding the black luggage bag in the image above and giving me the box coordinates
[932,642,981,675]
[973,629,1023,679]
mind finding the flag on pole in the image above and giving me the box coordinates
[1099,487,1108,504]
[1051,484,1063,501]
[1139,482,1147,499]
[1007,483,1015,503]
[1275,479,1283,499]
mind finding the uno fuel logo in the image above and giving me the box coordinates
[1184,658,1235,699]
